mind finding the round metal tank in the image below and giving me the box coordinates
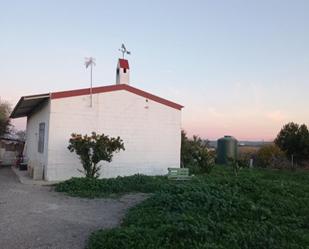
[217,135,238,165]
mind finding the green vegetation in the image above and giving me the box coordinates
[68,132,125,178]
[275,122,309,164]
[237,122,309,169]
[0,99,11,136]
[181,130,215,174]
[55,174,169,198]
[86,168,309,249]
[255,144,289,169]
[56,167,309,249]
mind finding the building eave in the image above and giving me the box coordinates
[10,93,50,118]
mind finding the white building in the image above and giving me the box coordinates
[10,59,183,181]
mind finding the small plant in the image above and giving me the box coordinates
[228,158,241,176]
[68,132,125,178]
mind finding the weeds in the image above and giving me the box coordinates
[56,167,309,249]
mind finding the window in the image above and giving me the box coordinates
[38,122,45,153]
[124,68,127,73]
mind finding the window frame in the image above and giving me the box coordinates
[38,122,45,153]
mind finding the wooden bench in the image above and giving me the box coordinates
[168,168,191,180]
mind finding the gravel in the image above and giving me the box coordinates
[0,167,147,249]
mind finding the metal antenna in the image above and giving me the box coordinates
[118,43,131,59]
[84,57,96,107]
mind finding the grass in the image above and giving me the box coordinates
[55,167,309,249]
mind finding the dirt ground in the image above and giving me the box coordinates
[0,167,147,249]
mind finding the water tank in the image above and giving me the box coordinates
[217,136,238,165]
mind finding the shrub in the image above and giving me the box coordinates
[238,146,259,167]
[256,144,289,169]
[181,130,215,174]
[55,174,169,198]
[68,132,125,178]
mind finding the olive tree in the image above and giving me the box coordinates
[68,132,125,178]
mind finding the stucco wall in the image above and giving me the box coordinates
[47,90,181,181]
[0,149,17,165]
[25,101,50,180]
[116,67,129,85]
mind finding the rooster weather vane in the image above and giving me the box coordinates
[119,43,131,59]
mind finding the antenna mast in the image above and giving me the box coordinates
[84,57,96,107]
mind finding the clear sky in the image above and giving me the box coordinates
[1,0,309,141]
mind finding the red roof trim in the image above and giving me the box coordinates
[50,84,183,110]
[119,59,129,69]
[51,85,120,99]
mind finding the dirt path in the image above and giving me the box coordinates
[0,167,147,249]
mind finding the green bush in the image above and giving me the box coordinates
[68,132,125,178]
[87,167,309,249]
[181,130,215,174]
[55,174,169,198]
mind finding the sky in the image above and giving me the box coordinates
[1,0,309,141]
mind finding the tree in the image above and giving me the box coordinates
[0,100,11,137]
[181,130,195,168]
[256,144,288,168]
[9,126,26,141]
[274,122,309,163]
[15,130,26,141]
[181,130,214,174]
[68,132,125,178]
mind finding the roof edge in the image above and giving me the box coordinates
[51,84,183,110]
[10,84,183,119]
[122,84,183,110]
[10,93,50,118]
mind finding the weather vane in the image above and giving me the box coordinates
[119,43,131,59]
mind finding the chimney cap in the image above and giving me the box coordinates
[118,59,130,69]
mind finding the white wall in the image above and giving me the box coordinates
[25,101,50,180]
[47,90,181,181]
[116,68,130,85]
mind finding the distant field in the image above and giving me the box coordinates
[57,167,309,249]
